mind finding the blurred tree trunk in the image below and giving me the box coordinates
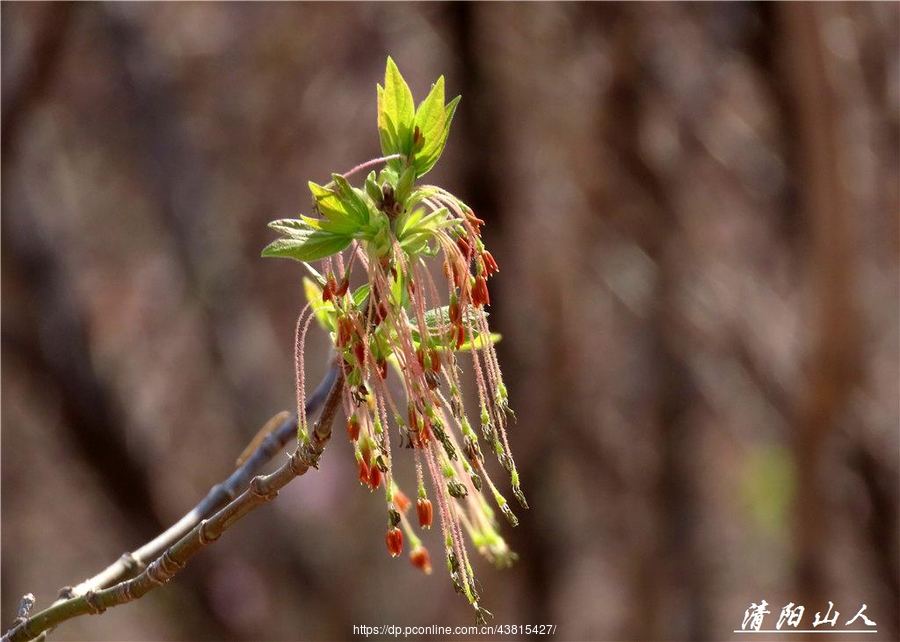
[778,2,861,622]
[601,9,706,639]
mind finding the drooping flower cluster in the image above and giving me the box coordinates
[263,58,525,622]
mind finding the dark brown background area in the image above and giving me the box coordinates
[2,2,897,641]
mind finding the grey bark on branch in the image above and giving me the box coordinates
[2,365,344,642]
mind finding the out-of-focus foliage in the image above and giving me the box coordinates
[2,3,897,641]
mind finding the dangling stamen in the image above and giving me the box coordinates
[294,303,315,442]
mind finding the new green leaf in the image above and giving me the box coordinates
[261,228,352,262]
[414,95,460,176]
[378,57,415,166]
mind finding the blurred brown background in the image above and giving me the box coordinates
[2,2,898,641]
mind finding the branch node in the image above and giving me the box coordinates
[147,551,184,586]
[300,442,324,469]
[249,476,279,501]
[289,448,313,475]
[197,519,219,545]
[120,578,141,604]
[83,591,106,615]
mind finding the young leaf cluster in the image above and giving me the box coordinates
[262,56,461,265]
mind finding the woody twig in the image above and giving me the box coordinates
[2,365,343,642]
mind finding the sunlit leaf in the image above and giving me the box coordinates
[261,230,352,262]
[414,95,460,177]
[378,57,415,166]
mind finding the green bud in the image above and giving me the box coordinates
[448,479,468,498]
[365,171,382,203]
[447,550,460,573]
[499,502,519,527]
[513,485,528,509]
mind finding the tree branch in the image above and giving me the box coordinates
[2,364,343,642]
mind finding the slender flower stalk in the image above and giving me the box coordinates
[262,57,524,622]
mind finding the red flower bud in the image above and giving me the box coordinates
[386,527,403,558]
[416,498,434,529]
[394,489,411,513]
[346,416,360,442]
[353,340,366,367]
[482,251,499,276]
[410,546,432,574]
[368,463,382,490]
[456,235,471,260]
[358,459,370,485]
[455,324,466,350]
[322,280,334,302]
[449,296,461,326]
[337,316,354,347]
[429,348,441,373]
[372,301,388,325]
[335,274,350,297]
[466,211,486,228]
[472,275,490,308]
[443,260,465,289]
